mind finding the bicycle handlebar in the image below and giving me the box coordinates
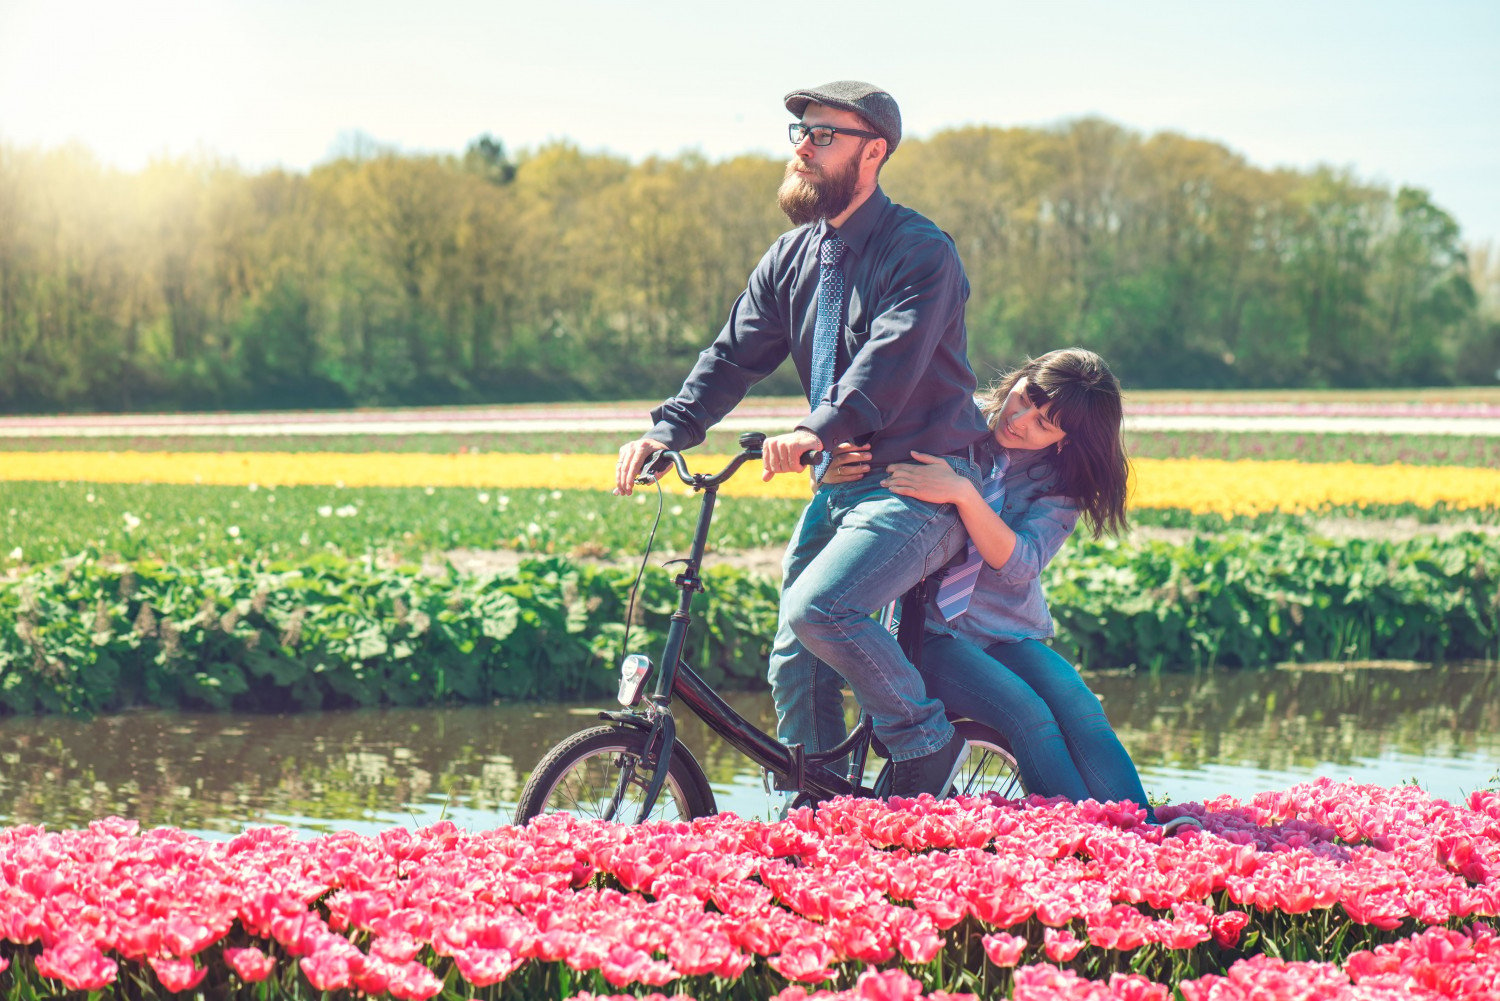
[635,432,821,489]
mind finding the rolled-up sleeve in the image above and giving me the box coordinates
[988,494,1080,586]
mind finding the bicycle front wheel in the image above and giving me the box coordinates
[513,725,716,826]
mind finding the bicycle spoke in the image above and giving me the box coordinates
[601,753,641,822]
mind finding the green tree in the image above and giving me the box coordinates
[1367,187,1475,384]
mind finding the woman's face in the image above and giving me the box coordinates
[992,377,1068,451]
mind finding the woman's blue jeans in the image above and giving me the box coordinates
[767,458,978,763]
[918,631,1154,816]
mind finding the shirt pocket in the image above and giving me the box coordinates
[839,324,867,365]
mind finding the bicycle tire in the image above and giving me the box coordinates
[513,725,716,825]
[949,719,1027,800]
[872,719,1027,801]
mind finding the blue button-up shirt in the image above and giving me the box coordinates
[646,187,990,468]
[929,447,1081,643]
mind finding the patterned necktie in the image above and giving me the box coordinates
[935,455,1010,620]
[808,234,847,481]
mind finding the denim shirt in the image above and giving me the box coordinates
[927,447,1080,644]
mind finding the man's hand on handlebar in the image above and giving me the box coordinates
[762,429,824,481]
[614,438,668,496]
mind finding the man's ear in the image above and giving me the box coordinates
[866,138,887,165]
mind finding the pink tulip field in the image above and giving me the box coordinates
[3,779,1499,999]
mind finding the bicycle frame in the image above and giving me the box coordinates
[603,434,884,822]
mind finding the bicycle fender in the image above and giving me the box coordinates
[595,711,653,731]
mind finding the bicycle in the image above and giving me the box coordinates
[513,432,1026,825]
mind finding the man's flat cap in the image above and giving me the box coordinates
[784,80,901,155]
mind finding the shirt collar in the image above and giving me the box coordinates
[820,186,889,258]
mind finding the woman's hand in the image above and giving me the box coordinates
[881,451,972,505]
[817,442,872,485]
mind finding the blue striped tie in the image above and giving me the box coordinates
[808,234,846,482]
[935,457,1010,620]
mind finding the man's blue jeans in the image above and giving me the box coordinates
[767,456,980,764]
[917,632,1154,817]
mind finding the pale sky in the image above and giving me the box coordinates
[2,0,1497,245]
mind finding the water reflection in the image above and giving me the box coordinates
[1102,661,1500,806]
[1,662,1496,838]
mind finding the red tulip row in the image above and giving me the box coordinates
[1,778,1497,998]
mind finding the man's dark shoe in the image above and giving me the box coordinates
[890,730,969,799]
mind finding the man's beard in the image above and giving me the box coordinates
[777,153,861,225]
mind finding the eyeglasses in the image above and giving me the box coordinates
[788,123,881,147]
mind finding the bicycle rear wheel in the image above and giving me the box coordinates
[513,725,716,825]
[949,719,1026,800]
[872,719,1026,801]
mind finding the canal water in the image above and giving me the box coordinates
[2,661,1496,839]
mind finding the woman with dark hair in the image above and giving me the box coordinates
[828,348,1186,825]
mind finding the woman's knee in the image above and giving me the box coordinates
[926,672,1058,736]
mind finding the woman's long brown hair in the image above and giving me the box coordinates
[980,348,1130,538]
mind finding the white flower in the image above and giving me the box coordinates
[550,489,562,500]
[498,496,510,507]
[227,525,241,538]
[526,522,541,535]
[670,505,683,516]
[424,487,435,496]
[317,505,333,517]
[248,483,259,492]
[477,492,490,504]
[121,512,141,532]
[336,504,358,518]
[7,547,20,561]
[85,492,96,503]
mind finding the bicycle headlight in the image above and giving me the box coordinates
[617,654,653,706]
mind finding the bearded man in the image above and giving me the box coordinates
[614,81,991,799]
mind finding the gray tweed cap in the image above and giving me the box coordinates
[784,80,902,155]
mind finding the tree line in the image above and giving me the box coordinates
[0,118,1494,413]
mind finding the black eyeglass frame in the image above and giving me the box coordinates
[788,123,882,147]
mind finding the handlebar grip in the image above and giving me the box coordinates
[635,451,675,484]
[737,431,821,469]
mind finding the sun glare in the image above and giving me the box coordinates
[0,1,259,169]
